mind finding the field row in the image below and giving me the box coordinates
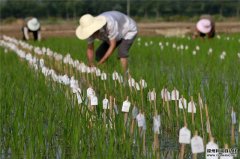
[1,35,239,158]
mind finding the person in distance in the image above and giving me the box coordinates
[193,15,215,39]
[22,17,41,41]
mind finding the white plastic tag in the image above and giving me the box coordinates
[153,115,161,134]
[171,89,179,100]
[179,97,187,109]
[128,78,135,87]
[188,101,196,113]
[161,89,170,101]
[103,98,109,109]
[160,88,166,98]
[121,100,131,112]
[179,127,191,144]
[132,106,138,119]
[149,91,156,101]
[90,67,96,73]
[143,116,147,130]
[135,83,140,91]
[101,72,107,80]
[95,69,101,76]
[118,75,123,83]
[86,67,91,73]
[191,136,204,153]
[76,93,82,104]
[81,65,87,73]
[114,104,119,114]
[206,141,219,159]
[136,113,144,127]
[139,79,147,88]
[112,71,119,80]
[87,87,94,97]
[91,95,98,106]
[231,111,236,124]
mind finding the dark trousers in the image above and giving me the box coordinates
[95,37,136,61]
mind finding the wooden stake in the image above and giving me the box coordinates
[153,111,160,159]
[190,96,195,129]
[181,95,187,127]
[90,71,94,87]
[108,95,113,129]
[128,73,133,93]
[162,87,165,110]
[86,71,89,84]
[180,144,186,159]
[164,88,171,117]
[224,143,229,149]
[143,130,146,155]
[118,77,123,100]
[153,88,157,113]
[174,87,179,129]
[138,109,143,135]
[104,80,106,91]
[130,118,135,136]
[114,71,117,88]
[231,107,235,146]
[140,78,144,110]
[130,102,136,136]
[205,104,212,140]
[109,96,113,117]
[193,131,198,159]
[198,93,205,143]
[124,96,129,126]
[112,97,116,130]
[103,94,107,126]
[179,95,188,159]
[88,96,93,128]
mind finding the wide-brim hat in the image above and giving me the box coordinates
[196,19,212,34]
[76,14,106,40]
[27,18,40,31]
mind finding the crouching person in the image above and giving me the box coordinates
[193,15,215,39]
[22,17,41,41]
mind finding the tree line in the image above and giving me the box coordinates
[0,0,240,20]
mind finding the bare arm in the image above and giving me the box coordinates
[23,27,29,40]
[37,30,41,41]
[87,43,95,66]
[98,39,116,65]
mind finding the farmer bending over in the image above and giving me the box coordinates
[75,11,137,74]
[193,15,215,39]
[22,17,41,41]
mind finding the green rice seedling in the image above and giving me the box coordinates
[1,33,240,158]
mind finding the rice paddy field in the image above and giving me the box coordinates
[0,34,239,158]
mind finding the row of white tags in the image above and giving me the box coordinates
[3,35,147,89]
[179,127,205,153]
[87,87,237,125]
[88,89,193,112]
[86,88,161,133]
[148,89,180,101]
[179,127,234,159]
[98,70,148,90]
[148,90,197,113]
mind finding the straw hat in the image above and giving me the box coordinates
[27,18,40,31]
[76,14,106,40]
[196,19,212,34]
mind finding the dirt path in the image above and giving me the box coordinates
[1,22,240,39]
